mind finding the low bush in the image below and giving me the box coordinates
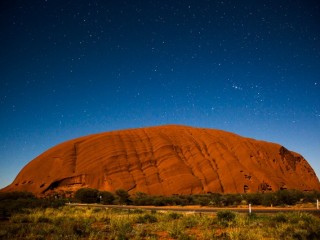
[182,215,199,228]
[37,216,51,223]
[0,191,35,201]
[99,191,115,204]
[136,213,157,223]
[274,190,304,205]
[167,212,183,220]
[109,217,134,239]
[217,210,236,226]
[10,214,32,223]
[167,221,184,239]
[115,189,131,205]
[0,197,65,218]
[272,213,288,223]
[74,188,99,203]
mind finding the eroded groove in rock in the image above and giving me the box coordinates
[1,125,319,196]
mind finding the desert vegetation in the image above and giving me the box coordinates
[0,190,319,239]
[1,205,320,239]
[0,191,66,219]
[71,188,320,207]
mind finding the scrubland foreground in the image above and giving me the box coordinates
[1,206,320,240]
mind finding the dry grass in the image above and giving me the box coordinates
[0,206,319,239]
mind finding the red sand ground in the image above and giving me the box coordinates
[2,125,320,196]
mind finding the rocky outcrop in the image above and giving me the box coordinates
[2,125,319,195]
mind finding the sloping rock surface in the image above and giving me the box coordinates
[2,125,320,195]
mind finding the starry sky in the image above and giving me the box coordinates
[1,0,319,189]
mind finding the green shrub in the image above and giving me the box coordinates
[167,221,184,239]
[92,207,102,213]
[131,208,144,214]
[245,193,262,205]
[0,196,66,217]
[275,190,304,205]
[246,212,257,221]
[271,212,320,239]
[136,213,157,223]
[0,191,35,201]
[152,197,166,206]
[195,196,211,206]
[115,189,131,205]
[109,217,133,239]
[178,234,195,240]
[0,206,9,219]
[128,190,320,207]
[182,215,199,228]
[217,210,236,226]
[37,216,51,223]
[72,221,90,237]
[74,188,99,203]
[98,191,115,204]
[167,212,183,220]
[193,194,219,206]
[261,192,276,206]
[223,194,243,206]
[272,213,288,223]
[10,214,32,223]
[227,226,263,240]
[302,191,320,203]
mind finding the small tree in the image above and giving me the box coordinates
[98,191,115,204]
[74,188,98,203]
[245,193,262,205]
[132,192,151,205]
[115,189,130,205]
[275,190,303,206]
[261,192,276,206]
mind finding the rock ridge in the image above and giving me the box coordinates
[2,125,320,195]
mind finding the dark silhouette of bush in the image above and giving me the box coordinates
[74,188,99,203]
[302,191,320,203]
[132,192,155,205]
[192,194,212,206]
[152,197,166,206]
[274,190,304,205]
[136,213,157,223]
[224,194,243,206]
[73,189,320,207]
[115,189,130,204]
[167,212,183,220]
[272,213,288,223]
[0,191,65,218]
[0,191,35,201]
[245,193,262,205]
[98,191,115,204]
[132,190,320,207]
[134,196,154,205]
[217,210,236,226]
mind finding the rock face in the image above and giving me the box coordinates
[2,125,320,195]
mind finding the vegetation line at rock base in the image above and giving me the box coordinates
[69,188,320,207]
[1,189,320,218]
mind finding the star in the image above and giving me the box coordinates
[232,84,242,90]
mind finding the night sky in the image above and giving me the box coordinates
[1,0,319,188]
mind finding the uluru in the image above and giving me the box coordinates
[2,125,320,196]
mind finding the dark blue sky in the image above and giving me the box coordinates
[1,0,319,188]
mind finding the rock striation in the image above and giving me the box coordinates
[2,125,320,195]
